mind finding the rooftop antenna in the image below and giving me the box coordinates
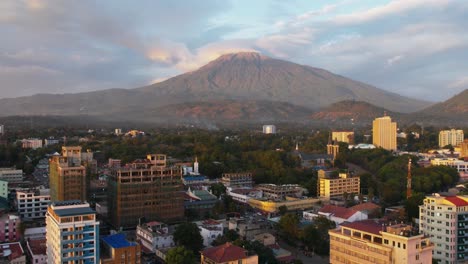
[407,158,412,199]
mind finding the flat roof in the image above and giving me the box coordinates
[102,233,137,249]
[54,207,95,217]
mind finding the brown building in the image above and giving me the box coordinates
[49,146,87,202]
[220,172,253,188]
[461,139,468,159]
[256,184,304,199]
[108,154,184,228]
[101,233,141,264]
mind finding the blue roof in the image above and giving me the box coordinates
[183,175,207,181]
[102,233,136,249]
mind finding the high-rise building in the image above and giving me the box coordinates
[49,146,87,202]
[46,201,99,263]
[439,129,464,148]
[318,170,360,200]
[262,125,276,134]
[461,139,468,159]
[332,131,354,144]
[108,154,184,228]
[419,194,468,263]
[372,115,397,151]
[329,220,433,264]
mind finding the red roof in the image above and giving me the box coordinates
[350,202,381,212]
[320,205,358,219]
[27,238,46,255]
[341,220,385,235]
[444,196,468,207]
[202,243,248,263]
[0,242,24,261]
[203,219,220,225]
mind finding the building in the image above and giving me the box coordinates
[49,147,87,202]
[349,202,382,218]
[0,180,7,201]
[114,128,122,136]
[101,233,141,264]
[0,242,26,264]
[439,129,464,148]
[332,131,354,144]
[431,158,468,181]
[21,139,43,149]
[184,188,217,215]
[136,221,174,252]
[0,125,4,135]
[14,188,50,220]
[229,218,268,241]
[46,201,99,263]
[327,143,340,161]
[419,194,468,263]
[199,219,224,247]
[108,154,184,228]
[26,238,47,264]
[248,197,319,214]
[108,158,121,168]
[317,170,360,200]
[221,172,253,188]
[256,184,304,199]
[201,242,258,264]
[23,227,46,240]
[227,188,263,204]
[0,168,23,183]
[253,233,276,246]
[372,115,397,151]
[461,140,468,159]
[44,138,60,147]
[329,220,433,264]
[303,205,367,225]
[263,125,276,134]
[0,213,21,243]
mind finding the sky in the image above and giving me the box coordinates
[1,0,467,102]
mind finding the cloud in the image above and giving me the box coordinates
[386,55,404,66]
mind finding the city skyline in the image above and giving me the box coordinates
[1,0,468,101]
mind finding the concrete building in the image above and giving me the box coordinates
[461,139,468,159]
[184,188,217,215]
[136,221,174,252]
[318,170,360,200]
[221,172,253,188]
[263,125,276,134]
[108,154,184,228]
[0,168,23,183]
[199,219,224,247]
[229,218,268,241]
[327,143,340,161]
[439,129,464,148]
[419,194,468,263]
[114,128,122,136]
[46,201,99,263]
[332,131,354,144]
[227,188,263,204]
[44,138,59,147]
[108,158,121,168]
[431,158,468,181]
[256,184,304,199]
[0,213,21,243]
[26,238,47,264]
[21,139,43,149]
[14,188,50,220]
[201,242,258,264]
[49,147,87,202]
[248,197,319,214]
[329,220,433,264]
[372,115,397,151]
[0,180,7,201]
[303,205,367,225]
[101,233,141,264]
[0,242,26,264]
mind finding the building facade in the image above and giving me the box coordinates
[0,168,23,183]
[136,221,174,252]
[26,238,47,264]
[108,154,184,228]
[439,129,464,148]
[461,139,468,159]
[329,220,433,264]
[318,170,360,200]
[49,147,87,202]
[332,131,354,144]
[15,188,50,220]
[419,194,468,263]
[256,184,304,199]
[46,201,99,263]
[0,213,21,243]
[221,172,253,188]
[199,219,224,247]
[248,197,319,213]
[262,125,276,134]
[101,233,141,264]
[372,116,397,151]
[21,138,43,149]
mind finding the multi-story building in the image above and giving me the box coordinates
[108,158,122,168]
[327,143,340,160]
[0,180,7,200]
[46,201,99,263]
[332,131,354,144]
[0,213,21,243]
[0,168,23,183]
[49,146,87,202]
[329,220,433,264]
[44,138,60,147]
[372,115,397,151]
[318,170,360,200]
[248,197,319,214]
[201,242,258,264]
[227,188,263,204]
[431,158,468,181]
[108,154,184,228]
[256,184,303,199]
[0,242,26,264]
[262,125,276,134]
[199,219,224,247]
[303,205,367,225]
[136,221,174,252]
[21,138,43,149]
[221,172,253,188]
[26,238,47,264]
[439,129,464,148]
[229,218,268,241]
[14,188,50,220]
[184,188,217,215]
[419,194,468,263]
[101,233,141,264]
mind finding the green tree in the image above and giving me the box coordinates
[209,183,227,198]
[165,246,196,264]
[278,213,301,240]
[278,205,288,215]
[212,229,240,246]
[173,222,204,254]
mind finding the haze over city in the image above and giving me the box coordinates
[1,0,468,101]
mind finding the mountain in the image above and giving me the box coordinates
[0,52,431,123]
[421,89,468,116]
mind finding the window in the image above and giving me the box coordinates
[416,254,419,260]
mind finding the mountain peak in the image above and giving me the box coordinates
[215,52,268,62]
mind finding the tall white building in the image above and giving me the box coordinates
[15,188,51,220]
[46,201,99,263]
[263,125,276,134]
[439,129,464,147]
[419,194,468,263]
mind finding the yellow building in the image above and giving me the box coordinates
[101,233,141,264]
[318,170,360,200]
[327,143,340,160]
[373,116,397,151]
[332,131,354,144]
[201,242,258,264]
[248,197,319,213]
[439,129,464,147]
[329,220,433,264]
[49,147,86,202]
[459,139,468,158]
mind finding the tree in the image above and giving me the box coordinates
[165,246,196,264]
[233,240,278,264]
[278,213,301,240]
[209,183,226,198]
[278,205,288,215]
[212,229,240,246]
[173,222,204,254]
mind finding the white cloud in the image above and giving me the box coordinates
[387,55,404,66]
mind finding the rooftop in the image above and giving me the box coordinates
[27,238,46,256]
[202,242,249,262]
[340,220,386,236]
[0,242,24,261]
[320,205,358,219]
[350,202,381,212]
[444,196,468,207]
[102,233,137,249]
